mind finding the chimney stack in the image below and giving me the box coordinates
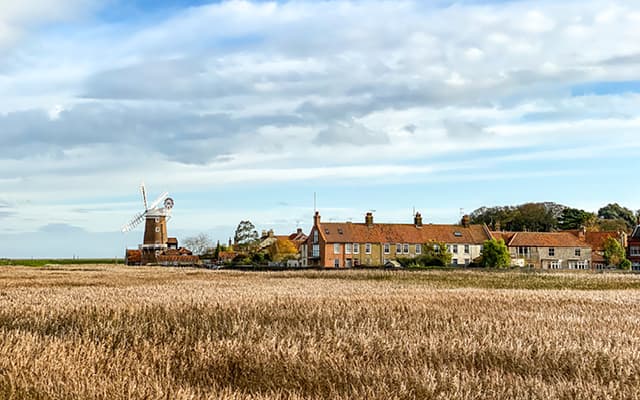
[461,215,470,228]
[578,226,586,241]
[313,211,321,227]
[414,212,423,227]
[365,212,374,227]
[495,221,501,232]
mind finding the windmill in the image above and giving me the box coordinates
[122,182,174,263]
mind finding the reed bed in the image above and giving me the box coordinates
[0,265,638,399]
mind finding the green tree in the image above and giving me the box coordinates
[213,241,221,260]
[470,202,564,232]
[422,240,453,266]
[480,239,511,269]
[598,203,636,231]
[234,220,259,251]
[558,208,597,231]
[597,219,629,233]
[603,237,627,268]
[511,203,558,232]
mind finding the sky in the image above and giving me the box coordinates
[1,0,640,258]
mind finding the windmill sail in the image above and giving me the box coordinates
[121,210,147,232]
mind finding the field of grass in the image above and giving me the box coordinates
[0,266,639,399]
[0,258,122,267]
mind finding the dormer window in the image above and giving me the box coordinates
[338,228,343,234]
[324,228,330,234]
[454,232,462,237]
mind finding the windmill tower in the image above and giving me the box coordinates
[122,182,174,264]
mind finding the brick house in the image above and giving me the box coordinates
[493,231,591,269]
[629,224,640,270]
[306,211,492,268]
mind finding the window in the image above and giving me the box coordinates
[452,245,458,254]
[416,244,422,254]
[434,244,440,251]
[569,261,588,270]
[548,248,555,257]
[396,243,402,254]
[517,247,530,257]
[549,260,560,269]
[334,243,340,254]
[574,248,581,257]
[338,228,343,234]
[631,246,640,256]
[454,232,462,237]
[324,228,330,234]
[384,243,390,254]
[403,243,409,254]
[354,243,360,254]
[345,243,352,254]
[464,245,470,254]
[334,259,340,268]
[313,230,318,243]
[447,245,452,252]
[452,258,458,266]
[365,243,371,254]
[312,244,320,258]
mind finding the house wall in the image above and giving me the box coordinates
[323,242,482,268]
[509,246,592,269]
[629,239,640,269]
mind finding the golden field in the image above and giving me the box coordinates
[0,266,639,399]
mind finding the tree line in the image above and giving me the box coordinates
[470,202,640,233]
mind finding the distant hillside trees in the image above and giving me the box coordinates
[558,208,597,231]
[471,202,639,233]
[598,203,637,231]
[470,202,561,232]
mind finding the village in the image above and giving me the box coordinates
[122,186,640,271]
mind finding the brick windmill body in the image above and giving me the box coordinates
[122,183,175,265]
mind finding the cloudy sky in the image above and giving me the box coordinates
[1,0,640,258]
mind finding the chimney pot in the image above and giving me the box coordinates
[414,212,423,227]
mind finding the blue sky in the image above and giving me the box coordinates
[1,0,640,257]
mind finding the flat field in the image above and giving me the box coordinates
[0,266,639,399]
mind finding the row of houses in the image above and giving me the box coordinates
[297,211,640,270]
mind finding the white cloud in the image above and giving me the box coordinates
[1,0,640,245]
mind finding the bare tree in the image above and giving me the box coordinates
[183,233,212,256]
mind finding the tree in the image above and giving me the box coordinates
[603,237,626,268]
[598,203,636,231]
[480,239,511,268]
[268,238,299,262]
[234,220,259,251]
[558,208,598,231]
[470,202,564,232]
[183,233,212,256]
[422,240,453,266]
[510,203,558,232]
[597,219,629,233]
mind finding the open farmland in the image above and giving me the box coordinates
[0,266,639,399]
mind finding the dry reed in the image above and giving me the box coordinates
[0,265,638,399]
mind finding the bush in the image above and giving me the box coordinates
[620,259,632,270]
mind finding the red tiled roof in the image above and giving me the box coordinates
[568,231,621,252]
[126,249,141,263]
[318,222,491,244]
[501,231,588,247]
